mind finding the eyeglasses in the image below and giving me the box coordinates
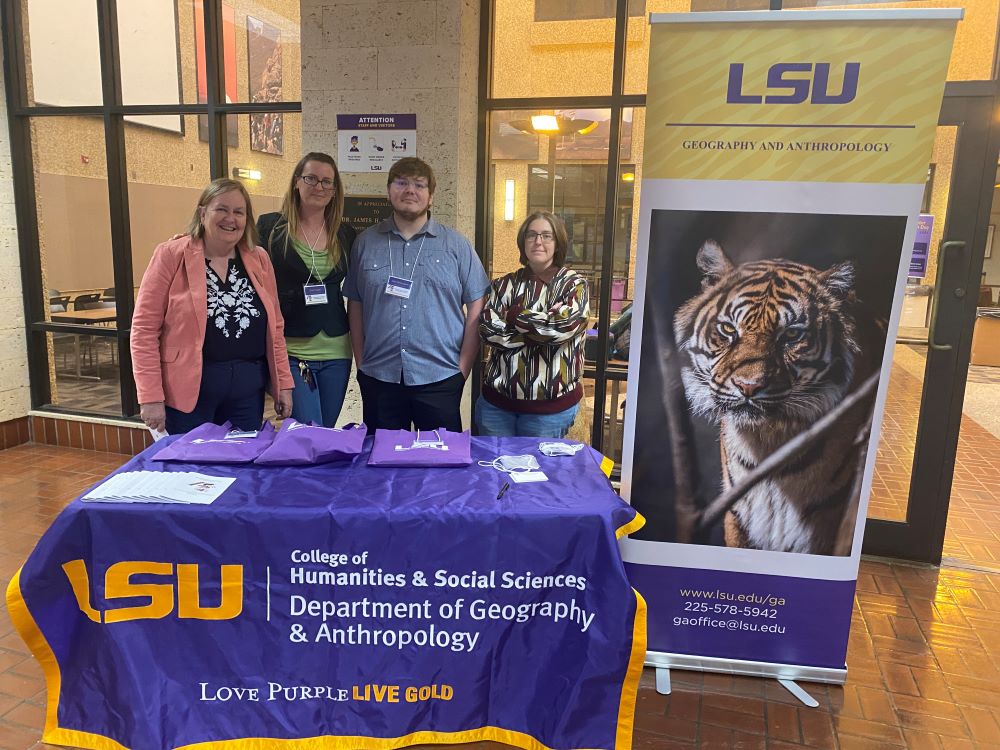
[525,231,555,243]
[391,178,430,191]
[300,174,336,190]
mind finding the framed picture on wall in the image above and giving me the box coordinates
[986,224,995,259]
[247,15,283,155]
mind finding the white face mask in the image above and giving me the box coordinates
[538,442,585,457]
[478,454,540,473]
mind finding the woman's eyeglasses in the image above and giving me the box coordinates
[525,231,555,243]
[300,174,336,190]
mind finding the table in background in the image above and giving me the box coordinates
[49,307,117,379]
[7,436,645,750]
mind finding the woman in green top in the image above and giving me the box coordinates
[257,152,357,426]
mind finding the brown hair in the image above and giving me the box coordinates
[186,178,258,249]
[280,152,345,267]
[517,211,569,267]
[387,157,436,195]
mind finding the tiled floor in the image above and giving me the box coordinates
[4,356,1000,748]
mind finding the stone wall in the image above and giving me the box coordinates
[0,57,30,422]
[300,0,480,239]
[300,0,481,425]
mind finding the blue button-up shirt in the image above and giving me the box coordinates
[344,217,490,386]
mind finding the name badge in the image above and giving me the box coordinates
[385,276,413,299]
[303,283,328,305]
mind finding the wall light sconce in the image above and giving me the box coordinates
[504,179,515,221]
[233,167,262,181]
[621,172,635,182]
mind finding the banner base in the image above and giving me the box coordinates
[644,650,847,685]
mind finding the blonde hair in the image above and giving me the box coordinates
[186,178,258,249]
[279,152,345,268]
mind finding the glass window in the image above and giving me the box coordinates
[491,1,617,98]
[781,0,999,82]
[535,0,645,22]
[868,125,958,522]
[8,0,304,421]
[689,0,769,7]
[125,115,212,302]
[484,108,640,455]
[192,1,239,143]
[32,117,114,319]
[226,1,302,104]
[624,0,769,95]
[31,117,121,413]
[230,112,303,219]
[486,109,618,305]
[24,0,103,106]
[118,0,199,114]
[47,331,122,414]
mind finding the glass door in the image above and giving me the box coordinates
[864,93,999,563]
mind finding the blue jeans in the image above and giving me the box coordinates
[288,356,351,427]
[475,397,580,438]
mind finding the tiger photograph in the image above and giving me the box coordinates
[628,210,907,556]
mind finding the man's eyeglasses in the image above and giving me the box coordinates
[391,178,430,192]
[300,174,336,190]
[525,231,555,243]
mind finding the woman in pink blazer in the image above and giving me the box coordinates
[131,178,294,434]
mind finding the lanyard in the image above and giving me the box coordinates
[388,233,427,282]
[300,226,326,284]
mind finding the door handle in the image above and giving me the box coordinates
[928,240,966,351]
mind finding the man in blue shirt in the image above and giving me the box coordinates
[344,157,490,432]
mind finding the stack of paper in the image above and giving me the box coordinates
[81,471,236,505]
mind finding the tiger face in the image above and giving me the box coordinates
[674,240,860,428]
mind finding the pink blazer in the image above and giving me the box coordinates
[131,235,294,413]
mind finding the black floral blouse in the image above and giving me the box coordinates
[203,252,268,362]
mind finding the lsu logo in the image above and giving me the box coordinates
[62,560,243,623]
[726,62,861,105]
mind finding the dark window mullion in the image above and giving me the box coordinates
[470,0,497,420]
[589,0,629,451]
[203,0,228,178]
[96,0,137,417]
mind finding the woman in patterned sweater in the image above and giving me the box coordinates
[477,212,590,437]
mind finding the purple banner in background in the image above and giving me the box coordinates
[909,214,933,278]
[625,563,856,669]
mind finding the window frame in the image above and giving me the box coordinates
[1,0,302,420]
[475,0,999,463]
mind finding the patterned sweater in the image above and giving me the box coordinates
[479,266,590,414]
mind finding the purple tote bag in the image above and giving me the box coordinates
[152,422,276,464]
[367,428,472,468]
[255,420,367,466]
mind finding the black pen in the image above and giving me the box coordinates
[496,482,510,500]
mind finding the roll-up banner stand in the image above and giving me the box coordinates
[620,9,960,684]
